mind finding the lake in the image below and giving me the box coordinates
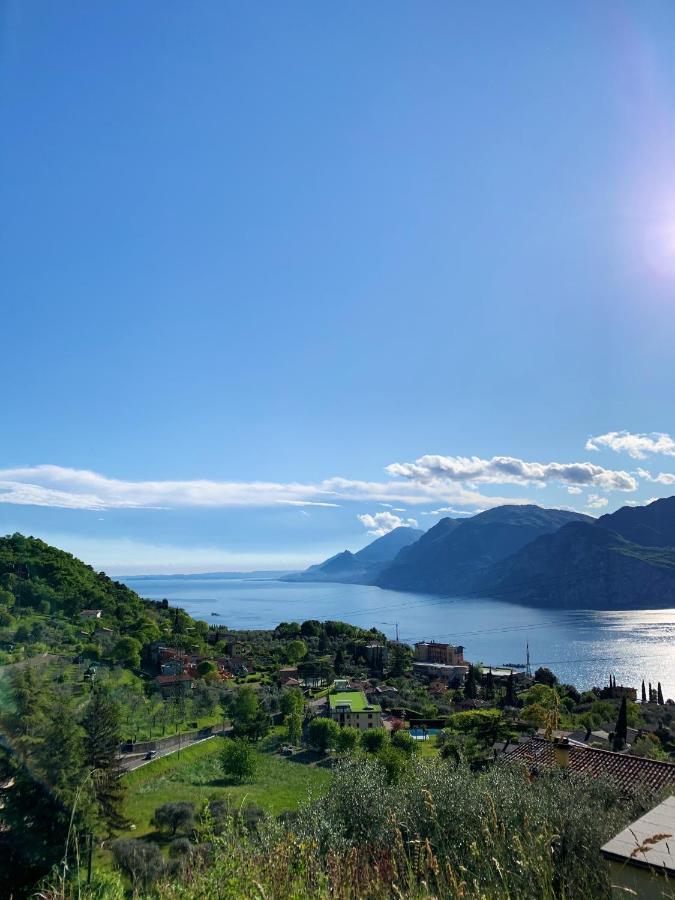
[121,576,675,698]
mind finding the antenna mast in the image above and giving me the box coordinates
[526,640,531,677]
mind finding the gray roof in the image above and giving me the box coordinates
[601,795,675,873]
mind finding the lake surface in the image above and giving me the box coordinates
[122,576,675,698]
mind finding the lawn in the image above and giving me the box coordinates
[120,735,331,838]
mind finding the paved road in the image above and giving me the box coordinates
[119,727,232,772]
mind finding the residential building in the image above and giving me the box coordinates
[601,796,675,898]
[412,661,468,684]
[329,691,382,730]
[79,609,102,620]
[278,666,299,685]
[154,673,194,698]
[414,641,464,666]
[506,736,675,793]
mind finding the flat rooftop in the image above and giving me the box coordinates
[602,795,675,873]
[329,691,381,713]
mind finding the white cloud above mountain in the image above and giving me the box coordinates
[636,468,675,485]
[357,511,419,536]
[386,454,637,491]
[586,494,609,509]
[0,464,525,512]
[586,431,675,459]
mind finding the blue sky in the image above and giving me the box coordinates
[2,1,675,572]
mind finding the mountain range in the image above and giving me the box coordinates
[284,497,675,609]
[281,525,423,583]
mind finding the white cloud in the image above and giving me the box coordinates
[357,511,419,537]
[567,486,583,495]
[586,494,609,509]
[386,454,637,492]
[586,431,675,459]
[0,464,537,512]
[636,468,675,485]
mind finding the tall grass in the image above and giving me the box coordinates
[41,757,666,899]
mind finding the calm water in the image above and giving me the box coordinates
[122,577,675,698]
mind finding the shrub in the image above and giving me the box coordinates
[111,839,164,890]
[390,729,418,755]
[221,738,257,782]
[360,728,387,753]
[335,725,360,753]
[307,717,340,753]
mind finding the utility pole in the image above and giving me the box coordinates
[525,640,531,677]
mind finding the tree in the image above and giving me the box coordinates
[286,639,308,664]
[642,680,647,703]
[308,717,340,753]
[36,703,85,807]
[613,696,628,751]
[464,665,479,699]
[83,686,127,833]
[284,712,303,745]
[151,801,195,836]
[361,728,387,754]
[112,839,164,891]
[658,682,664,705]
[197,659,217,678]
[230,686,269,740]
[377,745,407,783]
[335,725,360,753]
[221,738,257,782]
[112,636,141,669]
[504,672,516,707]
[534,667,558,687]
[280,687,304,717]
[388,643,409,677]
[390,729,418,756]
[484,668,494,700]
[334,647,346,675]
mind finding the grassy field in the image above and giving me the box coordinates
[120,735,332,838]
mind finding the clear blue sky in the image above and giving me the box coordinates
[2,1,675,572]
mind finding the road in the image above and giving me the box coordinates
[118,726,232,772]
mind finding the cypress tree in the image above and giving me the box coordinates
[613,696,628,751]
[641,680,647,703]
[658,682,664,705]
[464,666,478,699]
[485,668,494,700]
[649,682,654,703]
[82,686,127,833]
[504,671,516,707]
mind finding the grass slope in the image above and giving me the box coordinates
[121,736,332,837]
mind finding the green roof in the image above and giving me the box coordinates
[329,691,381,713]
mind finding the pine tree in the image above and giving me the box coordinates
[37,704,85,808]
[82,687,127,833]
[642,680,647,703]
[658,682,664,705]
[613,696,628,751]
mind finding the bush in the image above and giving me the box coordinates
[390,729,418,755]
[360,728,387,753]
[169,837,193,859]
[335,725,360,753]
[308,717,340,753]
[151,801,195,836]
[111,839,164,890]
[221,738,257,782]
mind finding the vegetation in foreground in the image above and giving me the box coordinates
[43,757,664,900]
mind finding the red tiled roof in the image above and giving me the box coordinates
[155,674,193,685]
[506,736,675,793]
